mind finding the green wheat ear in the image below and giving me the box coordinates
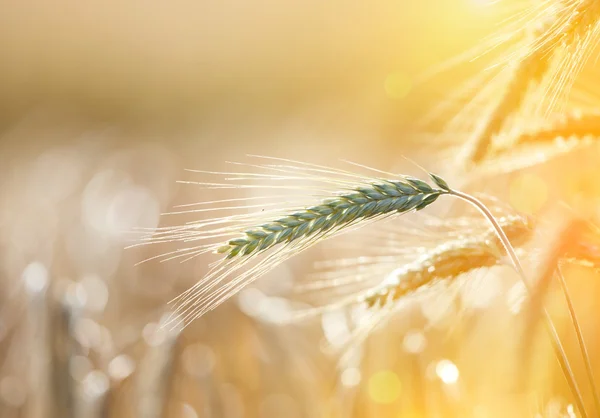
[140,160,457,326]
[216,174,450,259]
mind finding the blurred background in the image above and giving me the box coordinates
[2,1,600,417]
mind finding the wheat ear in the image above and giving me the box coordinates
[287,211,532,368]
[290,212,533,334]
[141,161,451,327]
[484,109,600,167]
[141,157,584,413]
[215,176,446,258]
[363,214,533,307]
[470,108,600,176]
[506,110,600,149]
[463,0,600,166]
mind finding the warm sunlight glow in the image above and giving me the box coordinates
[385,72,412,99]
[509,173,548,215]
[470,0,501,7]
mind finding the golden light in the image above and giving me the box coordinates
[470,0,500,7]
[367,370,402,404]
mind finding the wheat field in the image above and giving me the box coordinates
[2,1,600,417]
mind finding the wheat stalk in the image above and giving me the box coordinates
[556,264,600,416]
[519,218,591,418]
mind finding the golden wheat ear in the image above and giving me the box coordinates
[473,106,600,172]
[132,157,453,328]
[415,0,600,168]
[283,207,532,366]
[290,207,533,316]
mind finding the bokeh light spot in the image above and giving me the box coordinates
[403,330,427,354]
[22,262,48,293]
[509,173,548,215]
[436,359,459,384]
[108,354,136,381]
[368,370,402,404]
[81,370,110,399]
[385,72,412,99]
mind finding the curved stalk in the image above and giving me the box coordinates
[448,189,587,418]
[557,263,600,416]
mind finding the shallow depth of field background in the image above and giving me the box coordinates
[2,1,600,417]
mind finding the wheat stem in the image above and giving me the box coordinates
[448,190,527,275]
[448,189,586,417]
[556,263,600,416]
